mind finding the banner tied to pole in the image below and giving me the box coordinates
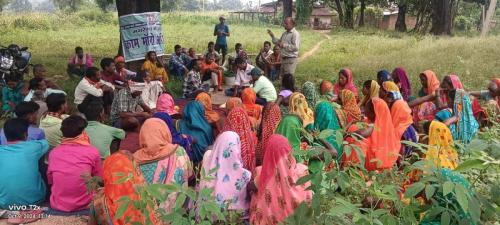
[119,12,165,62]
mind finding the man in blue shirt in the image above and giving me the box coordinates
[213,16,230,66]
[0,118,49,209]
[169,44,188,77]
[0,101,45,145]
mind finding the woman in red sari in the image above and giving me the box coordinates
[250,134,312,225]
[334,68,358,99]
[343,98,401,171]
[255,103,282,166]
[222,107,258,172]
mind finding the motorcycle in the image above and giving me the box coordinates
[0,44,32,83]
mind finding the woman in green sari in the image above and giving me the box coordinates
[314,101,342,162]
[275,114,303,152]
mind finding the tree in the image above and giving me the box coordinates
[8,0,32,11]
[296,0,314,25]
[325,0,355,28]
[395,1,408,31]
[283,0,293,18]
[161,0,181,11]
[0,0,10,12]
[52,0,84,11]
[359,0,366,26]
[481,0,497,36]
[430,0,456,35]
[217,0,243,10]
[180,0,200,11]
[95,0,114,12]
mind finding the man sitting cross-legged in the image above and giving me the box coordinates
[47,115,102,213]
[110,80,152,128]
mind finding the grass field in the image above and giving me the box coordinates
[1,10,500,97]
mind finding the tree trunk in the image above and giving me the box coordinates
[395,4,407,32]
[334,0,344,26]
[344,0,355,28]
[481,0,498,37]
[359,0,365,27]
[116,0,161,69]
[283,0,293,19]
[430,0,453,35]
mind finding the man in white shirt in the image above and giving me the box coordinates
[268,17,300,77]
[251,68,277,105]
[225,57,254,97]
[74,67,115,113]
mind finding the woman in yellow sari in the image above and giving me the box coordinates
[360,80,380,108]
[423,121,458,169]
[288,92,314,129]
[141,51,169,82]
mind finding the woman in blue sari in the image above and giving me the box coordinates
[178,101,214,163]
[154,112,194,154]
[435,89,479,144]
[313,101,342,162]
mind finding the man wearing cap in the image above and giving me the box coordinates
[114,55,136,80]
[267,17,300,78]
[250,68,277,106]
[214,16,230,66]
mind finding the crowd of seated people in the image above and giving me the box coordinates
[1,39,500,225]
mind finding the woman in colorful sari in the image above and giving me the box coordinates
[256,103,282,166]
[302,81,318,109]
[288,92,315,129]
[241,88,263,129]
[320,80,335,100]
[392,67,412,102]
[334,68,358,98]
[156,93,179,116]
[434,89,479,144]
[360,80,380,108]
[408,70,441,123]
[90,151,157,225]
[141,51,168,82]
[314,101,342,161]
[441,74,487,127]
[153,112,193,155]
[134,118,193,212]
[178,101,214,163]
[338,89,362,123]
[225,97,243,112]
[381,81,418,160]
[275,114,303,152]
[249,134,313,225]
[195,92,221,124]
[222,107,257,172]
[343,98,401,171]
[376,69,392,85]
[199,131,252,218]
[422,121,458,169]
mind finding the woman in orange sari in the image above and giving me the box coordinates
[89,151,157,225]
[196,92,222,135]
[222,107,257,172]
[250,134,312,225]
[241,88,263,129]
[338,89,361,123]
[381,81,418,160]
[408,70,441,123]
[343,98,401,171]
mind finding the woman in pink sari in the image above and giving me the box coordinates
[334,68,358,98]
[156,93,178,115]
[199,131,252,215]
[250,134,312,225]
[408,70,441,123]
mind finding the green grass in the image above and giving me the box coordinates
[1,10,500,98]
[295,29,500,92]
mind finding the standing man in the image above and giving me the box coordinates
[267,17,300,78]
[214,16,230,66]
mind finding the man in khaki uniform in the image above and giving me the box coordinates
[267,17,300,78]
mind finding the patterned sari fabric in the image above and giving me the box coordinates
[334,68,358,98]
[275,114,303,152]
[289,92,315,128]
[377,70,392,84]
[92,151,157,225]
[447,75,486,130]
[225,97,243,112]
[392,67,412,102]
[256,103,282,166]
[241,88,263,126]
[426,121,458,169]
[179,101,214,163]
[134,118,193,212]
[199,131,252,211]
[302,81,319,109]
[196,92,221,124]
[435,90,479,144]
[414,70,441,123]
[314,101,342,161]
[153,112,193,154]
[340,89,361,123]
[343,98,401,171]
[250,134,312,225]
[222,107,257,172]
